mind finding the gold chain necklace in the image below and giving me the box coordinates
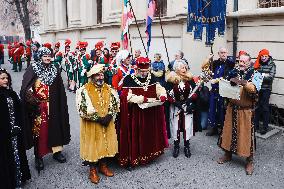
[131,73,152,91]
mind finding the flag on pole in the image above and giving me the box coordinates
[121,0,133,49]
[187,0,226,45]
[145,0,156,52]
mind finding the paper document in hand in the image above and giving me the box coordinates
[252,71,263,91]
[219,79,241,100]
[138,99,163,109]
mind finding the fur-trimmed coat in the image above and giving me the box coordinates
[20,65,71,150]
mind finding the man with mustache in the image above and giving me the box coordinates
[76,64,119,184]
[218,53,257,175]
[118,57,168,169]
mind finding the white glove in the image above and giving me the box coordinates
[81,69,86,77]
[88,60,93,64]
[129,95,145,104]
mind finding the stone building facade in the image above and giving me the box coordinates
[40,0,284,108]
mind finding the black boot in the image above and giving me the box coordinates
[206,127,218,136]
[53,151,67,163]
[35,157,44,173]
[172,140,180,158]
[260,127,268,135]
[184,140,191,158]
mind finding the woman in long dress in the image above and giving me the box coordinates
[0,68,31,189]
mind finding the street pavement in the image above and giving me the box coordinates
[1,61,284,189]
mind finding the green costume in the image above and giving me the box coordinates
[53,52,63,68]
[65,52,76,81]
[78,54,92,87]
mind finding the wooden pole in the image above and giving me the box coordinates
[157,0,170,65]
[128,0,148,57]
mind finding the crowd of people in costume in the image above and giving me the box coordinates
[0,38,277,187]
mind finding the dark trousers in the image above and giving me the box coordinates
[254,89,271,130]
[208,91,225,129]
[0,55,4,64]
[13,60,22,71]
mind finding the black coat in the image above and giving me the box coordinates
[196,85,210,112]
[20,65,71,150]
[0,87,31,189]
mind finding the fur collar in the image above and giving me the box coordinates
[166,71,193,84]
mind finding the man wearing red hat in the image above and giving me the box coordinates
[64,39,77,92]
[109,42,120,65]
[118,56,168,169]
[25,40,32,68]
[254,49,276,135]
[12,42,25,72]
[91,41,105,65]
[8,43,13,64]
[52,42,63,68]
[77,41,92,87]
[0,42,4,66]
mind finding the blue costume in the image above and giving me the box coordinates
[208,59,234,134]
[151,60,166,87]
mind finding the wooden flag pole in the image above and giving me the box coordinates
[156,0,170,65]
[128,0,148,57]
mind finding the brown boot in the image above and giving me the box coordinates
[89,167,100,184]
[99,162,114,177]
[245,160,254,175]
[217,151,232,164]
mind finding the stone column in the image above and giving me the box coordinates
[54,0,68,29]
[48,0,55,29]
[69,0,81,26]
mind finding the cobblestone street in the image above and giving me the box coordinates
[2,62,284,189]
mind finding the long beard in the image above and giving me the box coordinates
[94,79,104,87]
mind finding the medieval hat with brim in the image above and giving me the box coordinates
[87,64,104,77]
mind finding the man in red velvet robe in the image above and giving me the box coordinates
[118,57,168,169]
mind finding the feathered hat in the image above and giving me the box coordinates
[110,42,120,50]
[54,42,60,48]
[79,41,88,50]
[95,41,104,50]
[43,43,52,50]
[65,39,71,48]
